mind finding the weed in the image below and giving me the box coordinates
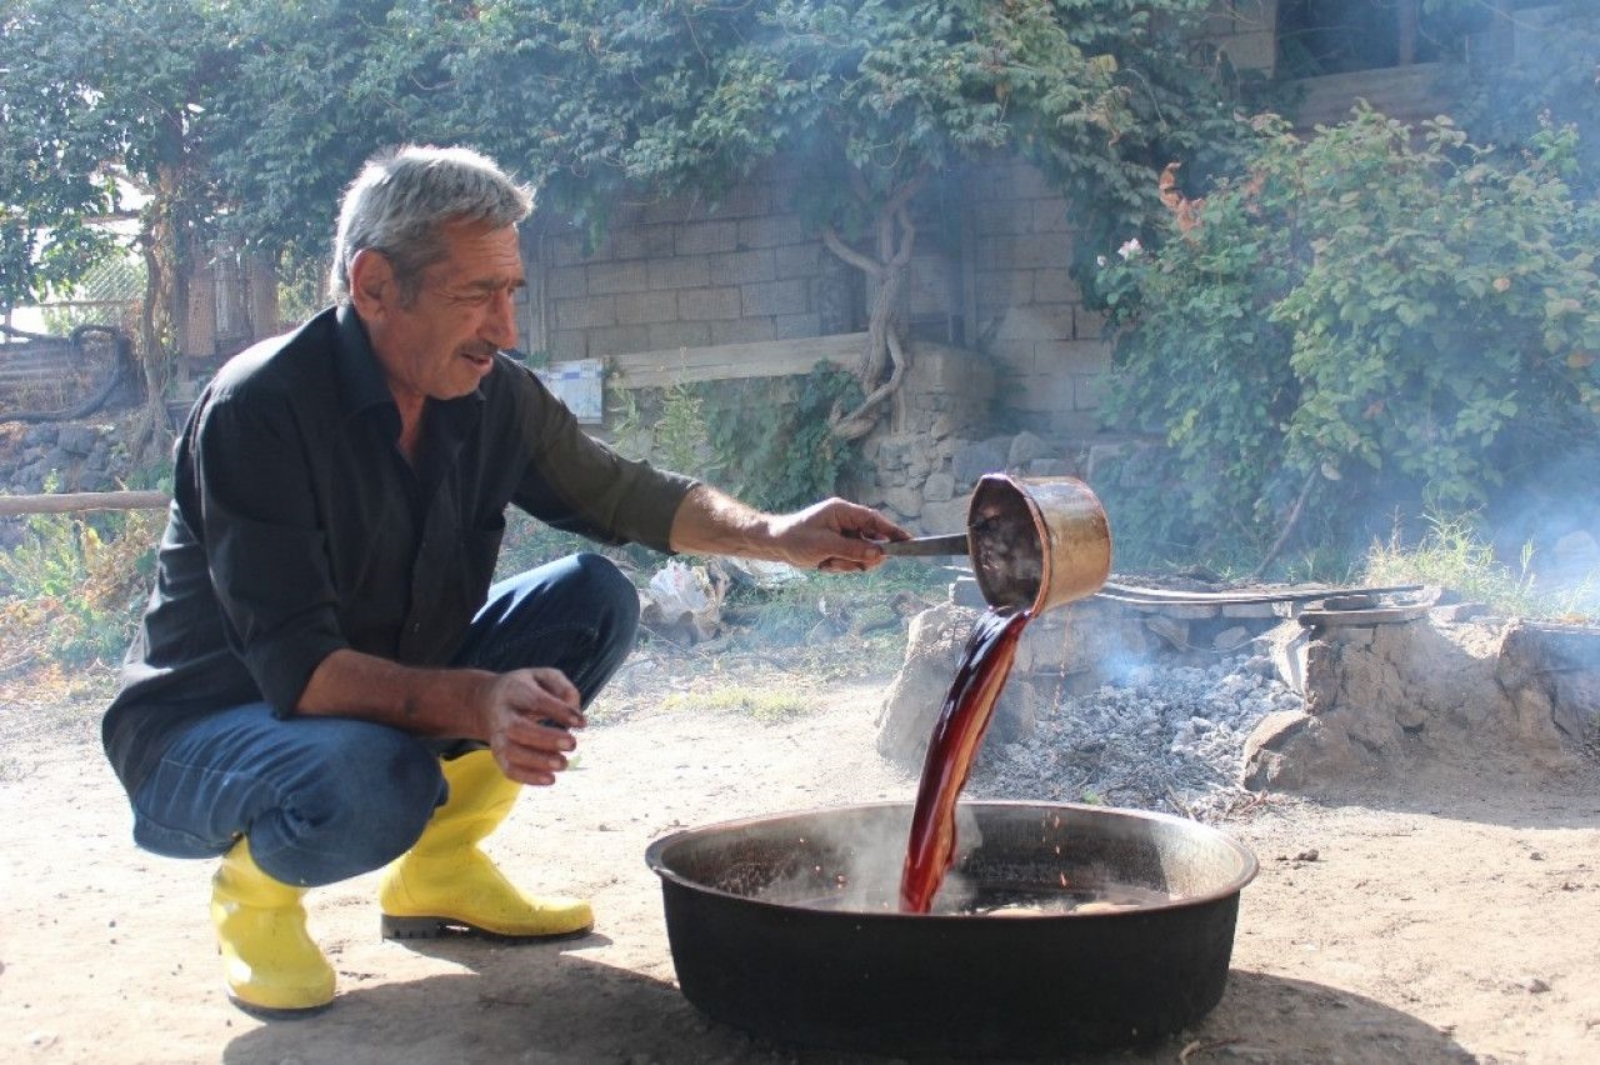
[662,684,812,722]
[1362,513,1598,620]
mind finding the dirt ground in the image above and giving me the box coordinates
[3,656,1599,1065]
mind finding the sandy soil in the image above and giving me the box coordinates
[3,664,1599,1065]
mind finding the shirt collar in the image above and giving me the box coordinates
[331,302,488,437]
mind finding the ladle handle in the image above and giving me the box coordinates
[879,533,971,557]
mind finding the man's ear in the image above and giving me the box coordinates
[348,248,395,319]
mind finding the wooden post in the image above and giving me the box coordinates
[0,490,169,516]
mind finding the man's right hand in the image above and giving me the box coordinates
[477,668,587,786]
[297,649,586,786]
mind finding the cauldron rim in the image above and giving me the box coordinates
[645,798,1259,918]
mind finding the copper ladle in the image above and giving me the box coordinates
[880,473,1112,615]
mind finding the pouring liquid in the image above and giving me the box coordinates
[899,607,1032,913]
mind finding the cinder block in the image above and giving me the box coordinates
[709,249,776,286]
[975,269,1034,308]
[994,306,1074,342]
[677,219,739,255]
[587,324,652,355]
[678,286,743,321]
[1075,372,1110,412]
[1033,269,1082,304]
[974,200,1031,237]
[587,260,650,295]
[646,321,712,350]
[1031,199,1074,234]
[1221,30,1276,73]
[548,330,587,360]
[546,266,587,299]
[557,295,616,330]
[738,213,807,249]
[774,312,821,339]
[648,257,711,290]
[1062,339,1112,375]
[741,278,810,317]
[773,242,822,279]
[1074,306,1107,340]
[710,317,778,345]
[614,290,679,326]
[610,226,675,261]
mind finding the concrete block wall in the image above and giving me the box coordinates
[1204,1,1279,76]
[964,156,1111,438]
[530,170,855,364]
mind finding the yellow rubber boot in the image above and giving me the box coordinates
[210,837,335,1014]
[378,750,593,940]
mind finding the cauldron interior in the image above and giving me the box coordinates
[647,801,1257,1058]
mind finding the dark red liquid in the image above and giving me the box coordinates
[899,607,1032,913]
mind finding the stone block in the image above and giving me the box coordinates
[883,484,924,518]
[923,471,956,502]
[1074,306,1107,340]
[952,438,1009,484]
[1008,431,1055,468]
[920,494,972,535]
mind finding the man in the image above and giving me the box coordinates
[102,144,907,1015]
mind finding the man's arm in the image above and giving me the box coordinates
[668,484,909,572]
[295,649,585,786]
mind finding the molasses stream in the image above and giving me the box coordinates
[891,474,1112,912]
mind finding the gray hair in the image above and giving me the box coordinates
[330,145,533,305]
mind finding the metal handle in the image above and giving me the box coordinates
[879,533,971,558]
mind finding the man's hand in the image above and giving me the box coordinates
[476,668,587,786]
[767,497,908,572]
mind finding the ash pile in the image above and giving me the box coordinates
[877,580,1600,819]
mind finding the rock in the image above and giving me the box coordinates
[922,471,956,503]
[1007,431,1054,468]
[951,438,1009,486]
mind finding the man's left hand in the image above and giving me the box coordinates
[767,497,910,573]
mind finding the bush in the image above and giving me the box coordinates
[1098,106,1600,573]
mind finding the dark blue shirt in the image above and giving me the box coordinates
[103,305,694,794]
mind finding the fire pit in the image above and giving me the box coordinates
[646,801,1258,1057]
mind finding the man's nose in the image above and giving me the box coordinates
[483,288,519,350]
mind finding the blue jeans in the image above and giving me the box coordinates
[128,553,639,887]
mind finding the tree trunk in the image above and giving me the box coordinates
[822,172,924,442]
[132,167,181,462]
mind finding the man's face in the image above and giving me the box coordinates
[362,220,526,405]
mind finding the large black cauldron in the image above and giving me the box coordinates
[646,801,1257,1058]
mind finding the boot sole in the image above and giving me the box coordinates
[380,913,595,942]
[227,994,335,1019]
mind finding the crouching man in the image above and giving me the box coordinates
[102,144,906,1013]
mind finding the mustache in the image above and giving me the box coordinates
[461,342,499,361]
